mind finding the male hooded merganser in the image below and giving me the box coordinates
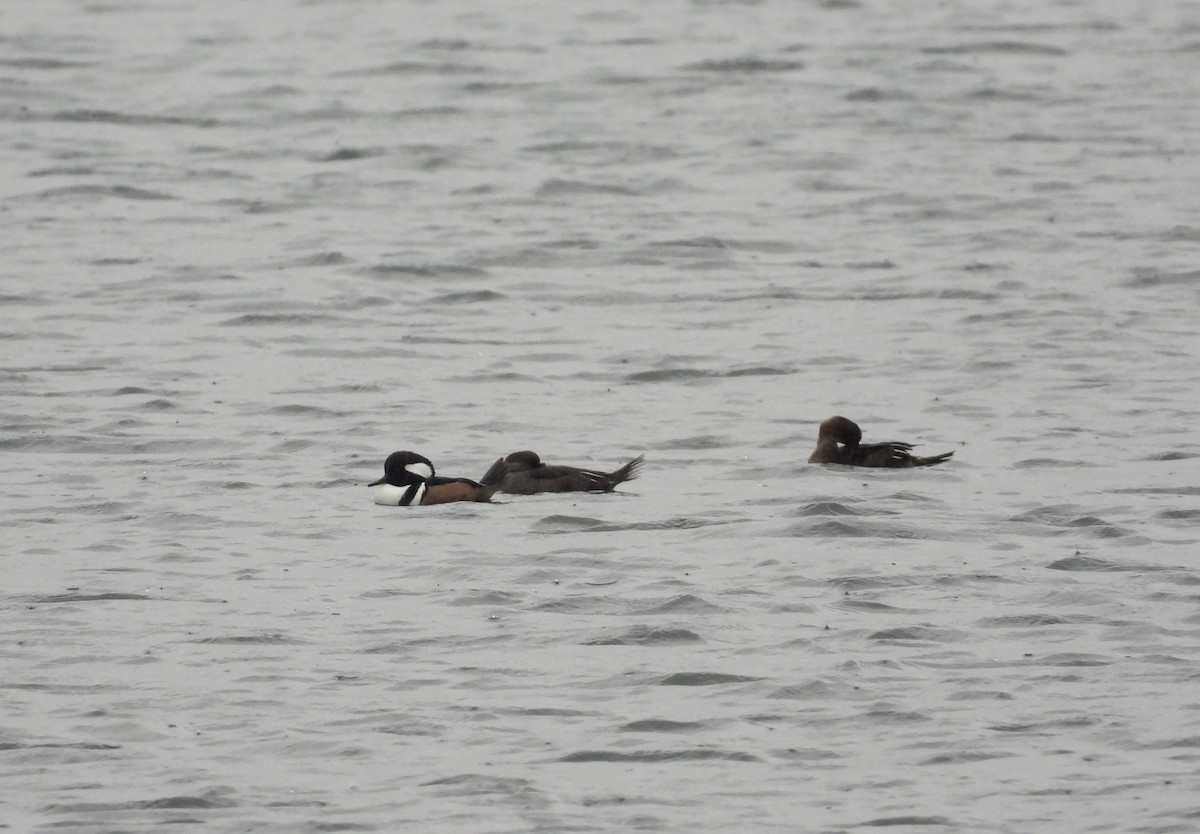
[479,450,644,494]
[808,416,954,468]
[369,451,498,505]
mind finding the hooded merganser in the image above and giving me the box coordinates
[808,416,954,468]
[479,450,644,494]
[369,451,498,505]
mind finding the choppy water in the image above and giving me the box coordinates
[3,1,1200,831]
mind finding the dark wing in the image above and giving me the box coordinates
[527,464,610,490]
[478,457,508,486]
[430,475,487,488]
[848,442,916,467]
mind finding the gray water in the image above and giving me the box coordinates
[3,1,1200,831]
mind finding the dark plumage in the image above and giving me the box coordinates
[808,416,954,468]
[479,450,643,494]
[369,450,497,505]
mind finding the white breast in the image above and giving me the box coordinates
[374,483,408,505]
[373,482,425,506]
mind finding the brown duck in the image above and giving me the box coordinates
[369,451,498,505]
[808,416,954,468]
[480,450,643,494]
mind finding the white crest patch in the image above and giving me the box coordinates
[405,461,433,480]
[409,482,427,506]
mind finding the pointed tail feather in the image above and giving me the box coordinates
[602,454,644,490]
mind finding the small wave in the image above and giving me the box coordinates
[769,680,856,700]
[34,184,175,201]
[1027,653,1109,667]
[861,815,954,827]
[345,61,482,76]
[1158,509,1200,519]
[584,627,704,646]
[988,716,1099,732]
[922,41,1067,56]
[868,626,965,643]
[1008,132,1063,142]
[531,515,718,534]
[505,707,592,717]
[826,575,915,591]
[1047,555,1173,572]
[0,58,90,69]
[1146,451,1200,461]
[0,741,120,750]
[193,633,300,644]
[1159,226,1200,242]
[449,591,522,606]
[619,719,707,732]
[1134,735,1200,750]
[772,747,841,762]
[50,109,218,127]
[30,592,152,604]
[845,87,914,102]
[633,594,722,615]
[315,146,379,162]
[530,596,615,615]
[1012,458,1093,468]
[266,404,342,417]
[451,371,539,383]
[648,235,728,249]
[560,748,760,762]
[790,502,872,517]
[1123,268,1200,288]
[866,709,932,724]
[366,263,487,279]
[531,514,606,532]
[418,38,472,50]
[946,690,1015,701]
[836,600,902,612]
[30,165,96,177]
[1010,509,1142,540]
[659,672,762,686]
[781,520,920,539]
[920,751,1012,766]
[536,178,639,197]
[625,366,792,383]
[967,86,1046,102]
[658,434,732,450]
[419,773,537,794]
[45,790,236,812]
[424,289,506,304]
[977,614,1074,626]
[288,251,351,267]
[219,313,332,326]
[683,57,804,73]
[1112,486,1200,496]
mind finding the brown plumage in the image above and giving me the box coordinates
[479,450,643,494]
[808,416,954,468]
[421,478,497,505]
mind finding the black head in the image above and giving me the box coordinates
[368,451,435,487]
[503,450,542,471]
[818,416,863,445]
